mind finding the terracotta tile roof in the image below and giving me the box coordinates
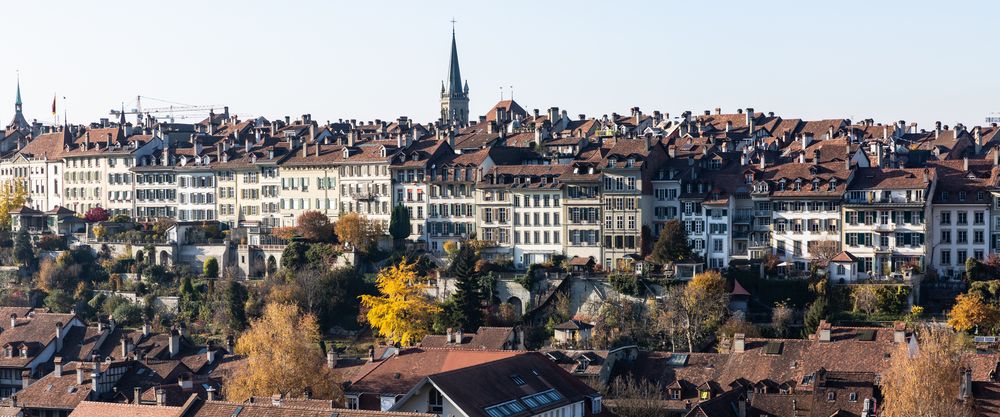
[928,159,995,204]
[13,361,95,410]
[0,313,75,368]
[830,251,858,263]
[847,167,931,190]
[68,400,184,417]
[484,100,527,122]
[186,400,435,417]
[420,327,516,350]
[347,348,520,395]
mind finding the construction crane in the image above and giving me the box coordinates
[110,95,222,124]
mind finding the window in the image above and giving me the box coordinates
[346,396,359,409]
[849,392,858,402]
[428,388,444,413]
[828,392,836,402]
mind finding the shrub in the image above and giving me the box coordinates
[112,302,143,326]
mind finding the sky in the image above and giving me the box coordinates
[3,0,998,129]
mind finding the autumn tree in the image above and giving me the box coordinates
[334,213,384,252]
[592,295,648,349]
[851,285,880,315]
[0,180,27,229]
[880,326,975,417]
[388,204,411,245]
[296,211,334,242]
[224,303,342,401]
[83,206,110,223]
[605,377,669,417]
[650,219,693,264]
[948,292,999,333]
[360,258,441,346]
[661,270,729,352]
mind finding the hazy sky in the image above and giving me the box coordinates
[4,0,998,129]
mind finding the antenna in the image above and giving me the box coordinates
[499,86,503,101]
[510,85,514,101]
[450,18,457,33]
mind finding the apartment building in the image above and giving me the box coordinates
[600,138,665,271]
[392,137,452,243]
[766,161,850,271]
[426,147,491,253]
[930,159,992,279]
[4,130,71,211]
[277,140,340,226]
[510,166,564,268]
[841,167,934,280]
[562,150,604,263]
[337,141,394,230]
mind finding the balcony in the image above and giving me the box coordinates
[350,191,376,201]
[733,216,752,224]
[873,246,893,254]
[754,210,772,217]
[875,223,895,232]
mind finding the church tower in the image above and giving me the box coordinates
[440,24,469,127]
[8,77,29,133]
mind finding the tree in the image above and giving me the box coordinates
[224,303,343,401]
[662,270,728,352]
[851,285,880,315]
[879,326,975,417]
[966,257,984,282]
[447,246,483,331]
[360,258,441,346]
[947,292,998,333]
[803,298,828,336]
[304,243,339,267]
[651,219,693,264]
[13,227,33,268]
[219,280,249,333]
[605,377,668,417]
[83,206,110,223]
[203,257,219,278]
[280,241,309,270]
[0,180,28,229]
[771,301,793,337]
[334,213,384,252]
[809,239,840,268]
[388,204,411,245]
[44,290,75,313]
[592,295,647,349]
[296,211,334,242]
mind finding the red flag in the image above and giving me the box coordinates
[51,94,56,116]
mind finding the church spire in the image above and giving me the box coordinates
[8,75,29,133]
[440,20,469,127]
[445,20,464,99]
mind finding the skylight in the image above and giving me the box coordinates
[764,341,783,355]
[521,389,564,409]
[667,354,688,366]
[485,400,527,417]
[510,374,526,385]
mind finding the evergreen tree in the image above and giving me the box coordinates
[802,298,828,337]
[388,204,411,244]
[448,245,483,331]
[222,280,249,333]
[651,219,694,264]
[13,227,33,268]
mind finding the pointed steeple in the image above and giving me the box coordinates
[9,76,29,132]
[445,23,464,99]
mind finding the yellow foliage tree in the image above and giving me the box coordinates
[360,258,441,346]
[334,213,384,252]
[0,180,28,229]
[947,292,998,332]
[880,326,975,417]
[224,303,343,401]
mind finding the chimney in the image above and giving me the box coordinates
[733,333,745,353]
[302,141,308,157]
[715,107,722,115]
[206,387,217,401]
[54,357,63,377]
[798,153,806,164]
[975,126,983,154]
[85,131,91,149]
[206,347,217,365]
[142,322,151,338]
[121,337,132,358]
[272,394,282,406]
[828,126,835,140]
[90,370,101,398]
[893,322,906,343]
[9,314,15,329]
[745,107,754,128]
[964,157,969,172]
[446,328,454,344]
[368,345,375,362]
[455,329,464,344]
[76,366,85,385]
[327,349,337,369]
[994,149,999,167]
[725,121,732,133]
[156,388,166,406]
[169,329,180,358]
[548,107,559,122]
[55,322,64,352]
[134,387,143,404]
[818,320,832,342]
[813,149,821,165]
[314,141,321,157]
[21,370,31,389]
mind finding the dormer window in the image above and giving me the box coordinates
[343,148,350,159]
[959,191,966,201]
[828,392,836,402]
[849,392,858,402]
[669,388,681,400]
[380,147,387,158]
[812,179,820,191]
[745,173,753,184]
[626,158,634,167]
